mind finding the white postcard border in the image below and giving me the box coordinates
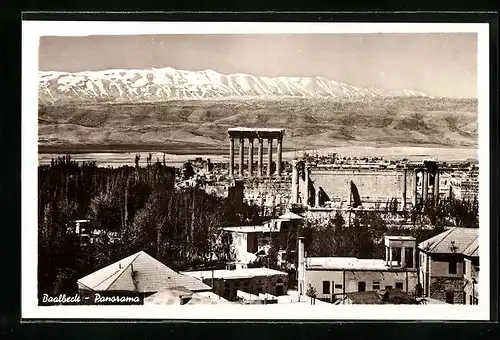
[22,20,490,320]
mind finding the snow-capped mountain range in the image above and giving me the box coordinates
[38,66,432,104]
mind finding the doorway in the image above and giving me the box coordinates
[358,282,366,292]
[446,291,454,304]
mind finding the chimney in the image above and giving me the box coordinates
[179,294,192,305]
[298,237,305,295]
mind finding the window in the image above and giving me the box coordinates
[395,282,404,290]
[322,281,330,294]
[406,248,414,268]
[335,284,343,289]
[372,281,380,290]
[449,261,457,274]
[385,285,392,290]
[358,282,366,292]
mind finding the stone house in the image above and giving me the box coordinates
[418,227,479,304]
[77,251,211,304]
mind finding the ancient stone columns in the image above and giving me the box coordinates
[239,138,245,177]
[291,160,299,204]
[258,138,263,177]
[413,168,429,205]
[433,171,440,205]
[303,163,310,206]
[413,170,418,206]
[412,163,440,207]
[267,138,273,177]
[402,165,407,209]
[229,137,235,177]
[227,128,284,178]
[248,138,254,176]
[290,160,310,206]
[422,168,428,202]
[276,138,283,176]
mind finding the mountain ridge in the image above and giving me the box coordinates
[38,97,478,151]
[39,66,434,104]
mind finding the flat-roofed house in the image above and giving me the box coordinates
[418,227,479,304]
[77,251,211,304]
[298,236,419,303]
[182,267,288,301]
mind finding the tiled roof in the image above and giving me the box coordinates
[345,291,383,304]
[418,227,478,255]
[345,289,417,305]
[144,287,230,305]
[463,237,479,257]
[77,251,211,293]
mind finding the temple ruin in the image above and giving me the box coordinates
[227,128,285,178]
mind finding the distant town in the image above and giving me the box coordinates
[39,127,479,307]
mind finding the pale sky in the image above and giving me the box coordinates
[39,33,477,98]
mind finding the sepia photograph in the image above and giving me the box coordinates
[22,21,490,320]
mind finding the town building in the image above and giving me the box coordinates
[223,211,304,268]
[463,237,479,305]
[298,236,419,303]
[182,267,288,301]
[77,251,211,304]
[418,227,479,304]
[65,219,92,246]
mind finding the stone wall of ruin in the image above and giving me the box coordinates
[310,168,415,206]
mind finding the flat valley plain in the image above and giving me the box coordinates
[38,96,478,165]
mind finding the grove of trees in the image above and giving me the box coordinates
[302,193,479,260]
[38,155,259,302]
